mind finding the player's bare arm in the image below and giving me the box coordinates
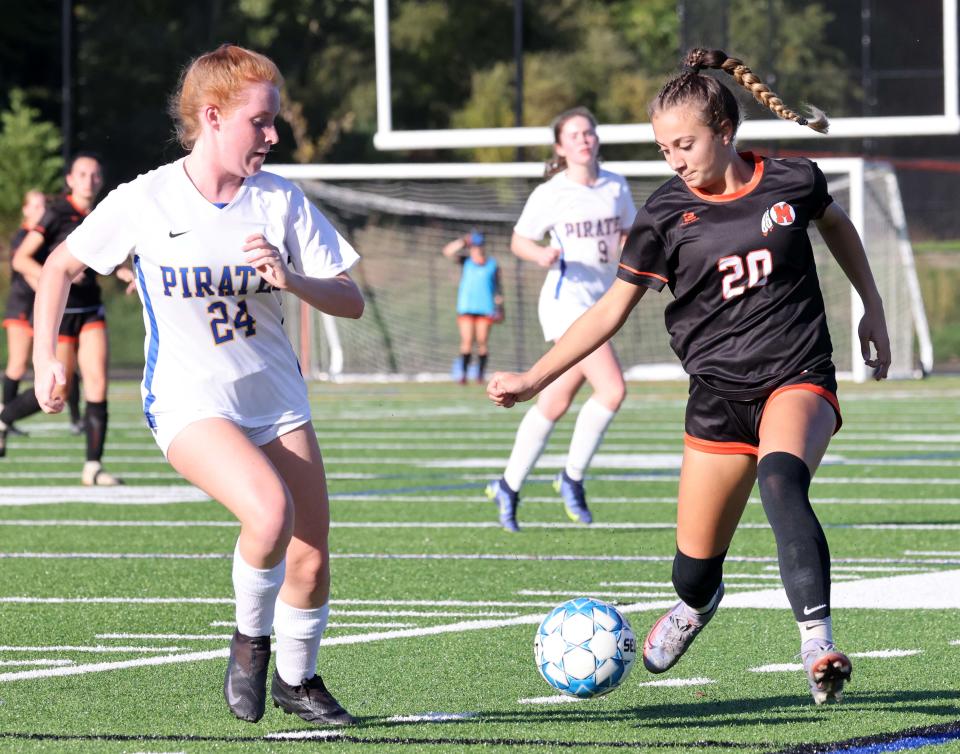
[31,242,84,413]
[488,278,644,407]
[815,203,892,379]
[509,231,561,268]
[242,233,364,319]
[10,229,46,291]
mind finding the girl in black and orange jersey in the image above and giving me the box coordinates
[487,48,891,705]
[0,153,134,484]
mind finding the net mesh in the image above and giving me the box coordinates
[285,162,921,380]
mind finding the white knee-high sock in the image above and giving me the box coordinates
[232,540,285,637]
[565,398,617,481]
[274,599,330,686]
[502,404,555,492]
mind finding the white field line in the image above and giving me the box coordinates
[831,565,936,573]
[0,659,74,667]
[0,645,185,653]
[0,553,230,560]
[750,649,923,673]
[5,552,960,566]
[951,640,960,646]
[263,730,344,740]
[207,620,418,629]
[4,519,960,532]
[0,471,372,484]
[97,634,230,641]
[517,590,677,599]
[387,712,479,723]
[904,550,960,556]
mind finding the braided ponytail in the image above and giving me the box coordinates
[651,48,829,135]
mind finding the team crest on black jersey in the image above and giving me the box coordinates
[761,201,796,236]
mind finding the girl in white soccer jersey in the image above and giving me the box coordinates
[31,45,363,727]
[486,107,637,532]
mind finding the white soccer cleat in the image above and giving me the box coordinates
[642,583,724,673]
[82,460,123,487]
[801,641,852,704]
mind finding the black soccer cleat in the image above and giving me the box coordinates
[271,670,356,726]
[223,629,271,722]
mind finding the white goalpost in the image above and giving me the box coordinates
[271,158,934,383]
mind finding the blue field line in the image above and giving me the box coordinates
[773,721,960,754]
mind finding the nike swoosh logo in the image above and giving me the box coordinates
[803,604,827,616]
[169,230,191,238]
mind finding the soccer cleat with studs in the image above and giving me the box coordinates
[485,478,519,532]
[554,471,592,524]
[271,670,356,726]
[801,640,852,704]
[642,583,724,673]
[223,629,272,722]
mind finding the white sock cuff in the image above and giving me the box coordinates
[580,397,617,424]
[798,614,833,645]
[232,541,286,589]
[274,600,330,641]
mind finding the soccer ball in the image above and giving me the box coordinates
[534,597,637,698]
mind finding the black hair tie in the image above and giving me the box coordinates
[682,64,700,74]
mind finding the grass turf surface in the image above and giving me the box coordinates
[1,378,959,753]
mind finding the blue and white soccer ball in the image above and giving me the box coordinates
[534,597,637,698]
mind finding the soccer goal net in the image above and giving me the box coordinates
[273,159,932,382]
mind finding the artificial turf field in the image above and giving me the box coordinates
[1,377,959,754]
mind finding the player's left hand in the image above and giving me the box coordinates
[243,234,288,289]
[858,307,891,380]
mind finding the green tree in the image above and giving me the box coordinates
[0,89,63,228]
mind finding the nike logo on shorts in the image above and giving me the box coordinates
[169,230,191,238]
[803,604,827,616]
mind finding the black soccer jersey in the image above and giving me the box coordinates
[8,225,31,294]
[618,153,834,393]
[35,195,101,310]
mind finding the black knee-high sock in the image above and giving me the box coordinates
[460,353,471,374]
[2,375,19,406]
[757,452,831,622]
[477,353,488,380]
[672,548,727,610]
[67,378,82,424]
[85,401,108,462]
[0,389,41,427]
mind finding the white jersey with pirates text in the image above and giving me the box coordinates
[514,169,637,341]
[66,159,359,428]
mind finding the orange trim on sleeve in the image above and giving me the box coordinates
[684,433,759,456]
[618,263,668,283]
[688,152,765,203]
[766,383,843,435]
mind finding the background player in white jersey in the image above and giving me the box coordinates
[486,107,637,532]
[31,45,364,726]
[488,49,891,705]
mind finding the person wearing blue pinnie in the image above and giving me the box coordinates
[442,229,503,385]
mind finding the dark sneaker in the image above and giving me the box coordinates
[643,583,724,673]
[802,640,852,704]
[554,471,592,524]
[485,478,519,532]
[271,670,356,726]
[224,629,271,722]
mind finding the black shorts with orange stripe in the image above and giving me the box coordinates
[3,281,35,328]
[683,362,841,456]
[59,305,106,343]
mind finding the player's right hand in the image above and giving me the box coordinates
[537,247,561,268]
[33,358,67,414]
[487,371,534,408]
